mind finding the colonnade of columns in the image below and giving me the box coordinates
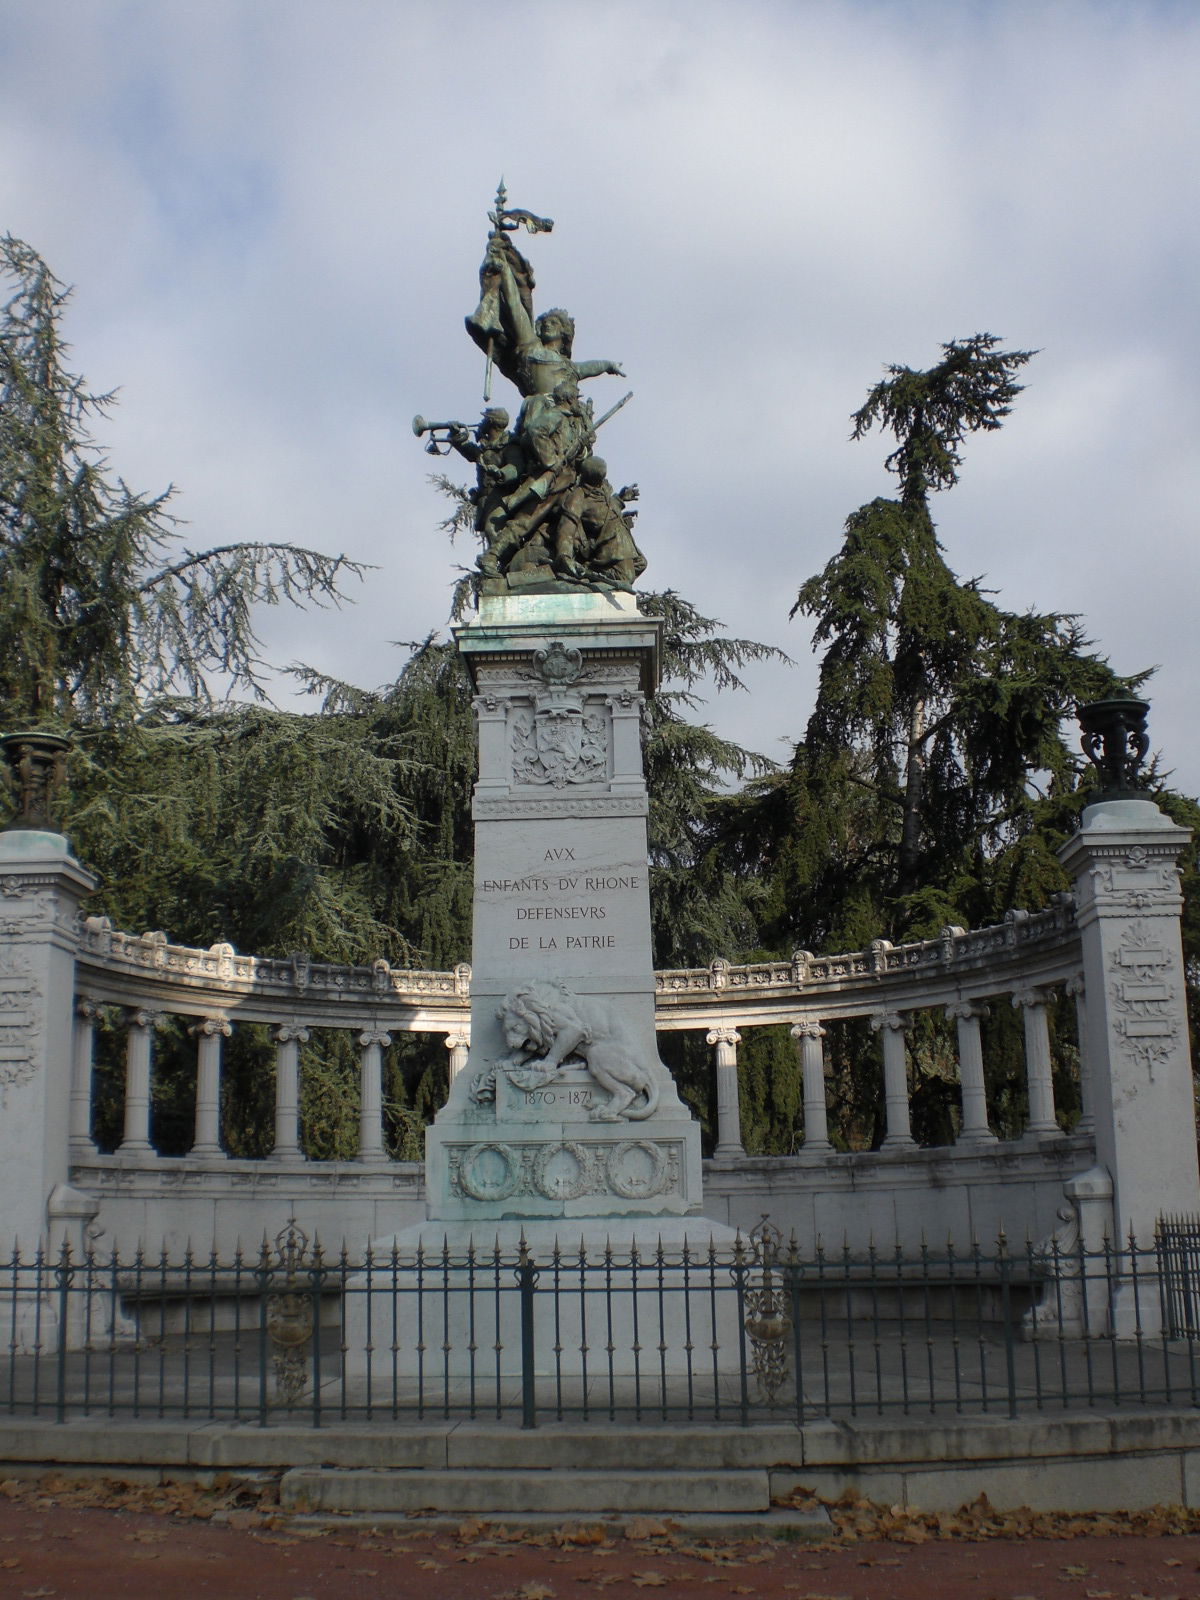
[68,1007,473,1164]
[705,978,1088,1159]
[69,976,1088,1165]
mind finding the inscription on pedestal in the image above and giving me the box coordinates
[479,850,644,962]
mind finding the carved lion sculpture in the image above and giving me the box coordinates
[496,981,659,1121]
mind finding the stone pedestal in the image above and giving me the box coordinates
[349,592,727,1382]
[1058,799,1200,1247]
[428,590,703,1228]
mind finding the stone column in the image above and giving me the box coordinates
[1012,986,1059,1137]
[0,829,96,1253]
[1058,798,1200,1245]
[790,1019,832,1153]
[706,1028,744,1158]
[270,1025,308,1161]
[1065,971,1094,1136]
[357,1028,391,1161]
[69,998,101,1153]
[871,1010,915,1150]
[946,1001,996,1144]
[189,1017,231,1158]
[119,1010,159,1154]
[444,1030,471,1083]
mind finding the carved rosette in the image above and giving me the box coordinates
[449,1138,681,1203]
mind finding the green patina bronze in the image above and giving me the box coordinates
[416,184,646,594]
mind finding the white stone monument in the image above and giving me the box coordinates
[349,591,735,1381]
[1058,796,1200,1246]
[426,589,703,1233]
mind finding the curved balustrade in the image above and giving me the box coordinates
[654,898,1079,1023]
[72,897,1086,1171]
[78,917,472,1019]
[60,898,1106,1254]
[6,788,1177,1279]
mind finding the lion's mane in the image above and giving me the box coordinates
[497,981,590,1055]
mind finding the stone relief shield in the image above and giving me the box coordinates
[511,693,608,787]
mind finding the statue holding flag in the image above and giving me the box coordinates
[416,185,645,592]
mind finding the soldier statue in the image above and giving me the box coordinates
[415,185,646,592]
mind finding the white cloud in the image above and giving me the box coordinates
[1,0,1197,798]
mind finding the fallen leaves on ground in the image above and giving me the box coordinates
[9,1468,1200,1560]
[772,1486,1200,1545]
[0,1472,275,1523]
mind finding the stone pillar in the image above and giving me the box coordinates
[790,1019,831,1153]
[433,592,702,1230]
[444,1030,471,1083]
[946,1001,996,1145]
[0,830,96,1252]
[606,690,645,794]
[472,695,511,799]
[119,1009,159,1154]
[1012,986,1059,1137]
[871,1010,916,1150]
[1058,798,1200,1245]
[706,1028,744,1158]
[1023,1165,1115,1341]
[69,997,101,1153]
[357,1028,391,1161]
[270,1024,308,1161]
[189,1017,231,1158]
[1065,971,1094,1136]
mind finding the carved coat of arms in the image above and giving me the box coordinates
[512,693,607,787]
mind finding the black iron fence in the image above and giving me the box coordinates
[4,1221,1200,1428]
[1157,1215,1200,1338]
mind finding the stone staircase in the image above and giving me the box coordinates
[279,1465,773,1516]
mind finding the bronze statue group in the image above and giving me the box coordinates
[416,192,647,592]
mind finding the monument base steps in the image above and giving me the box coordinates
[8,1414,1200,1515]
[279,1465,771,1515]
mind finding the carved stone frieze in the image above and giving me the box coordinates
[1108,920,1179,1078]
[0,873,60,936]
[1087,845,1181,910]
[0,874,48,898]
[448,1137,681,1203]
[0,946,41,1105]
[474,795,645,820]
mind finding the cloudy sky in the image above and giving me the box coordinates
[2,1,1198,794]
